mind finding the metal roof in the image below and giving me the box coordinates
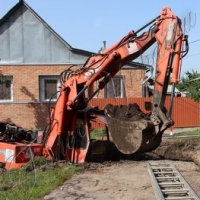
[0,0,93,55]
[0,0,94,64]
[0,0,150,69]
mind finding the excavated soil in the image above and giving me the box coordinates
[150,138,200,167]
[104,103,150,121]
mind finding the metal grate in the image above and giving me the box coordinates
[148,162,200,200]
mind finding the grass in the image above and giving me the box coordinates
[0,157,82,200]
[90,128,107,140]
[186,127,200,134]
[0,128,108,200]
[170,127,200,141]
[175,127,200,136]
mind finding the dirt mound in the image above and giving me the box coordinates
[104,103,150,121]
[148,138,200,168]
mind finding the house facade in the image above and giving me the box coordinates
[0,1,149,129]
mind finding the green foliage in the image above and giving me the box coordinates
[0,160,82,200]
[0,75,11,87]
[171,128,200,141]
[175,127,200,136]
[90,128,106,139]
[177,70,200,101]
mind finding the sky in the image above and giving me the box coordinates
[0,0,200,75]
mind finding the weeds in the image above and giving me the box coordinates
[90,128,106,140]
[0,157,82,200]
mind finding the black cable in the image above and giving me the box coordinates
[42,90,61,144]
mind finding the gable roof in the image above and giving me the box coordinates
[0,0,149,70]
[0,0,94,64]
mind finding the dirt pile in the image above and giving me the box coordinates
[104,103,150,121]
[149,138,200,168]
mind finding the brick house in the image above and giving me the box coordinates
[0,1,149,129]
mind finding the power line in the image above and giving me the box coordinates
[185,53,200,57]
[134,39,200,62]
[189,39,200,44]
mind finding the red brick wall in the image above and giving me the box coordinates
[0,103,50,129]
[0,65,70,102]
[121,69,146,97]
[0,65,67,129]
[94,68,146,98]
[0,65,146,129]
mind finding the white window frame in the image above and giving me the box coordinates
[0,76,13,103]
[39,75,60,102]
[105,75,126,98]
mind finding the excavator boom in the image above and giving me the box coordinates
[42,8,187,161]
[0,7,189,169]
[42,7,188,162]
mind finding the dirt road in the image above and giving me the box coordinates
[43,160,200,200]
[43,132,200,200]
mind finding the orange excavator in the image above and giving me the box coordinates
[0,7,188,169]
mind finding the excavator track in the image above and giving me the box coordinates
[148,162,200,200]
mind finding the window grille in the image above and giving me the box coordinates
[39,76,60,102]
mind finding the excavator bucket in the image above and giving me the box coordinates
[104,103,162,155]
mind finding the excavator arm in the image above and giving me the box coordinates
[42,7,188,161]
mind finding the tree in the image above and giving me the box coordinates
[0,74,11,87]
[177,70,200,101]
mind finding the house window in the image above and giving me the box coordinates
[39,76,60,102]
[0,76,13,102]
[105,76,126,98]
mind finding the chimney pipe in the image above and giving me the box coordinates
[102,41,106,51]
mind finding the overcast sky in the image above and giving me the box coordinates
[1,0,200,75]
